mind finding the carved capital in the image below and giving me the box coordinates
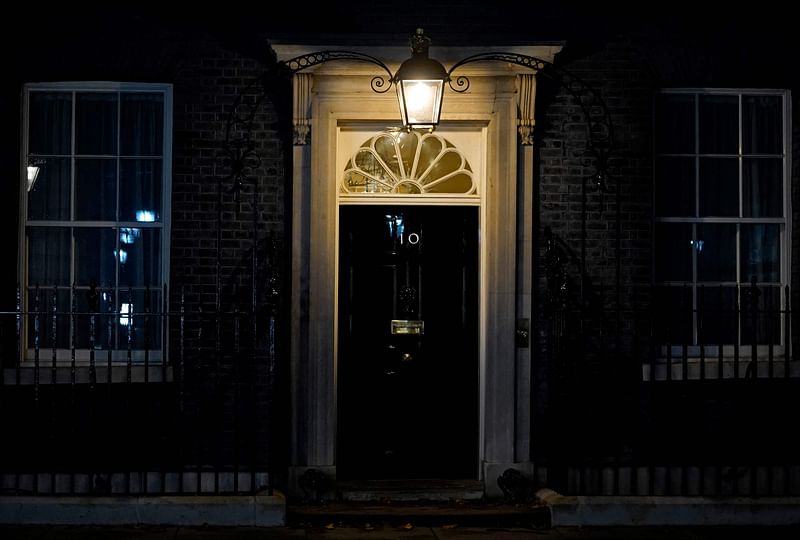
[516,74,536,146]
[293,124,310,146]
[293,73,312,145]
[518,125,534,146]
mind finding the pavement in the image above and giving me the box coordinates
[3,525,800,539]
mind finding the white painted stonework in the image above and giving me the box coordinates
[273,39,562,498]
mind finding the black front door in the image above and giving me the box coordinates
[337,205,479,480]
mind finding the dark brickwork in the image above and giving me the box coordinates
[166,39,289,474]
[535,39,655,305]
[171,46,287,314]
[531,37,656,465]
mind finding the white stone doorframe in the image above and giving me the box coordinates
[272,42,562,499]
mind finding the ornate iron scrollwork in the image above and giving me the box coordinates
[221,51,395,200]
[544,227,575,313]
[283,50,394,93]
[446,52,615,186]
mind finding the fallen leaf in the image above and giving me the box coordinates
[399,522,414,530]
[324,523,335,529]
[442,524,458,529]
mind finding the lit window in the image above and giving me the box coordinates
[653,89,789,352]
[22,82,171,362]
[342,130,476,195]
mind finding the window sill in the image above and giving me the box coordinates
[3,365,173,385]
[642,356,800,381]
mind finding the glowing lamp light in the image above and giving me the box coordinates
[394,29,447,130]
[400,80,443,126]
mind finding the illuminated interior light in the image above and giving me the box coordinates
[119,302,133,326]
[135,210,156,222]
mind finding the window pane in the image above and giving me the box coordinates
[116,289,162,352]
[75,288,115,350]
[655,156,694,217]
[76,93,117,155]
[697,223,736,282]
[655,223,692,282]
[416,136,442,176]
[654,285,693,345]
[29,92,72,155]
[28,227,71,286]
[119,229,160,287]
[655,94,695,154]
[740,224,780,283]
[75,159,117,221]
[743,157,782,217]
[741,285,781,345]
[699,95,738,154]
[743,95,782,155]
[120,159,162,222]
[699,157,738,216]
[75,228,116,288]
[120,94,164,156]
[28,158,70,221]
[697,285,737,345]
[27,288,70,350]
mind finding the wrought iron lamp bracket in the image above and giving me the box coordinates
[445,52,615,186]
[283,50,395,93]
[222,51,395,200]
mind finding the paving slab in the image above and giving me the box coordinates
[556,526,695,540]
[305,524,437,539]
[289,501,549,529]
[174,525,305,538]
[679,526,800,540]
[432,526,559,539]
[0,525,178,540]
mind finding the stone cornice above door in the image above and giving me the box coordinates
[273,42,561,146]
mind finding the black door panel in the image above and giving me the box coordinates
[337,205,479,480]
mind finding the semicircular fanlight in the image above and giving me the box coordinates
[342,130,476,195]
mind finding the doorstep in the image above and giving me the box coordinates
[336,478,485,502]
[288,500,550,528]
[290,479,548,528]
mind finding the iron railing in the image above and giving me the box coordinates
[0,285,282,496]
[537,280,800,497]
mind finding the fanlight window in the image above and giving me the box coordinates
[342,130,476,195]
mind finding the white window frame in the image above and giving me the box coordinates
[653,88,792,364]
[18,82,172,369]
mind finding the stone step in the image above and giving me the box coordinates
[288,500,550,528]
[337,479,485,502]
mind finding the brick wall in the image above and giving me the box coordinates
[531,36,656,463]
[167,38,289,473]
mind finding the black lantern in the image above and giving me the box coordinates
[393,28,448,131]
